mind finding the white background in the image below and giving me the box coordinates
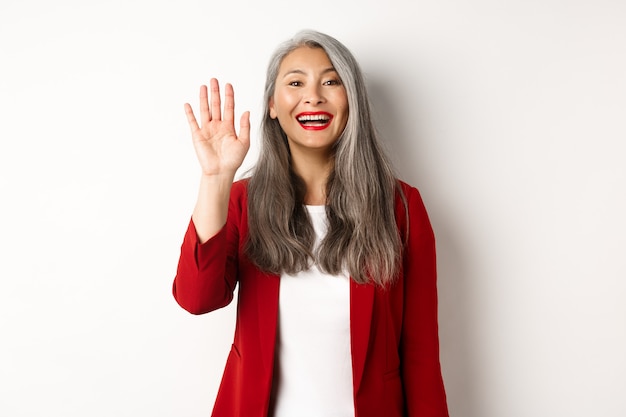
[1,0,625,416]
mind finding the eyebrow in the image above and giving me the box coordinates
[281,67,338,78]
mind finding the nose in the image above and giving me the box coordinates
[303,84,325,105]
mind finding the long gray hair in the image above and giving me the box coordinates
[245,30,405,286]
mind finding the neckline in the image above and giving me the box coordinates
[304,204,326,213]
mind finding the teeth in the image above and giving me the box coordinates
[297,114,330,122]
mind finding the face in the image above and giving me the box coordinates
[269,46,349,156]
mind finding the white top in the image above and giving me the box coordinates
[270,205,355,417]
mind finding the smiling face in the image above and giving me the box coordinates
[269,46,349,156]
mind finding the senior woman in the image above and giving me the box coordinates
[173,30,449,417]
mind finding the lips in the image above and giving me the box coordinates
[295,111,334,130]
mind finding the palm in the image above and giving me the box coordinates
[185,80,250,177]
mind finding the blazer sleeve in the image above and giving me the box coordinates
[400,184,449,416]
[172,182,244,315]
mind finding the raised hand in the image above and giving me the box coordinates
[185,79,250,177]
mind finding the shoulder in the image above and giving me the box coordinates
[230,178,250,202]
[394,179,425,214]
[224,179,251,226]
[394,179,433,238]
[396,179,417,198]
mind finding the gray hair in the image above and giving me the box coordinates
[246,30,405,285]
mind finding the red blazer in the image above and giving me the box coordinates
[173,180,448,417]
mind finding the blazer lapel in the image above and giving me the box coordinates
[350,280,375,394]
[256,272,281,378]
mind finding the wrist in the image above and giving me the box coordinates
[199,171,236,184]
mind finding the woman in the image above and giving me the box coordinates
[173,30,449,417]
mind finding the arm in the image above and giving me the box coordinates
[187,79,250,242]
[173,219,234,314]
[400,185,449,416]
[172,80,250,314]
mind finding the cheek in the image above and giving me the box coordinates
[334,92,349,115]
[273,90,299,110]
[338,100,349,123]
[338,107,349,132]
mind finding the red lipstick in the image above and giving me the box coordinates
[295,111,334,131]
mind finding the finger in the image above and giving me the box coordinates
[223,83,235,123]
[199,85,210,125]
[184,103,200,133]
[209,78,222,121]
[238,111,251,147]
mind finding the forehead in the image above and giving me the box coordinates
[278,46,335,75]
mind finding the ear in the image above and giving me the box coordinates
[269,96,277,119]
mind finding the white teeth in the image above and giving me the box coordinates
[297,114,330,122]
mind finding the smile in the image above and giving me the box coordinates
[296,112,333,131]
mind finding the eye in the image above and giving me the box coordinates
[288,80,303,87]
[323,79,342,86]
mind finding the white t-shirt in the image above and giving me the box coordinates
[270,205,355,417]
